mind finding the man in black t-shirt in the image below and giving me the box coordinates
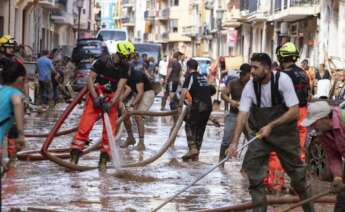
[121,69,155,151]
[179,59,212,161]
[165,51,183,110]
[70,41,133,170]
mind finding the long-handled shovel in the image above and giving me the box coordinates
[280,190,331,212]
[152,134,261,212]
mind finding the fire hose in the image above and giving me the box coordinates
[199,196,336,212]
[18,86,184,171]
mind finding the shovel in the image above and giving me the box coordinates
[152,134,261,212]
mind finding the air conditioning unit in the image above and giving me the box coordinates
[289,23,299,37]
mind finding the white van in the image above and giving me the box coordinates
[96,29,128,41]
[96,29,128,54]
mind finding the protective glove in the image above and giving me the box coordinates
[101,102,113,113]
[331,177,345,194]
[15,135,26,151]
[93,96,104,109]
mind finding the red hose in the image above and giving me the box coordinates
[25,127,78,138]
[41,87,88,158]
[199,196,336,212]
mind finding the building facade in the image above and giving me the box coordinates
[0,0,100,56]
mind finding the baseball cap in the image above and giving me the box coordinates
[301,101,331,127]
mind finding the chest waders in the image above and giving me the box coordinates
[242,72,315,212]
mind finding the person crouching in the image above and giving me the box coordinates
[70,41,134,171]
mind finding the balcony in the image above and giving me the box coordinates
[51,11,74,25]
[155,33,168,43]
[271,0,320,21]
[121,17,135,27]
[144,10,155,21]
[157,8,170,21]
[39,0,55,8]
[122,0,134,8]
[182,26,200,37]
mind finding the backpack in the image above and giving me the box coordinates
[282,65,309,107]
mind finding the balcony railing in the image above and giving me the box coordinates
[122,17,135,25]
[51,11,74,25]
[182,26,200,36]
[144,10,155,20]
[275,0,319,11]
[160,8,170,18]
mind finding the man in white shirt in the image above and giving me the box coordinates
[159,55,168,110]
[159,55,168,80]
[227,53,315,212]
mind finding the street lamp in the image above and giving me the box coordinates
[215,7,224,100]
[77,0,84,40]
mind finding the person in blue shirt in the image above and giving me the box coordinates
[0,62,26,175]
[36,50,57,105]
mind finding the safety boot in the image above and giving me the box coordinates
[182,144,199,161]
[70,149,81,164]
[99,152,110,171]
[134,140,145,151]
[120,135,136,148]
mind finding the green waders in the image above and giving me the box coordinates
[243,104,315,212]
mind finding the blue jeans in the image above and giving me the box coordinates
[221,112,238,149]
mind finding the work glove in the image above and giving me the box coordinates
[101,102,113,113]
[15,135,26,151]
[93,96,104,109]
[331,177,345,194]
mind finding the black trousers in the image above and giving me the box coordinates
[184,107,211,151]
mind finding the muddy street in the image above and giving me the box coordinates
[1,98,334,212]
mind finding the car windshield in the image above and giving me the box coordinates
[78,40,102,47]
[134,44,160,63]
[97,31,126,41]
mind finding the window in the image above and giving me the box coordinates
[170,19,178,33]
[170,0,179,6]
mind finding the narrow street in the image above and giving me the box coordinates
[1,98,334,212]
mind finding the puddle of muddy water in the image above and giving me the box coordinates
[2,99,334,212]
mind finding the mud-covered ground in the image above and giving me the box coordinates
[1,98,335,211]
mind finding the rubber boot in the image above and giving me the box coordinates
[99,152,110,171]
[134,139,145,151]
[218,145,227,168]
[120,135,136,148]
[182,144,199,161]
[70,149,81,165]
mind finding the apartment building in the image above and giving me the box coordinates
[118,0,145,41]
[230,0,345,67]
[0,0,100,55]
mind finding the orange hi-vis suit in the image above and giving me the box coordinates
[71,85,118,154]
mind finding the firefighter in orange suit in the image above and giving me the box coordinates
[70,41,135,170]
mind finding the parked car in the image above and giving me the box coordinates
[71,59,93,91]
[72,38,104,64]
